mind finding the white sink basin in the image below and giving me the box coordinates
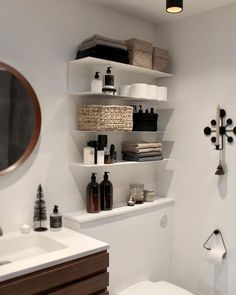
[0,234,66,263]
[0,228,108,283]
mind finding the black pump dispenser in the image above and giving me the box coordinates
[104,172,109,180]
[86,173,100,213]
[50,205,62,231]
[100,172,113,211]
[138,105,143,113]
[53,205,58,214]
[104,67,114,89]
[94,71,100,79]
[91,173,96,181]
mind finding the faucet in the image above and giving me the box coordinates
[0,226,3,236]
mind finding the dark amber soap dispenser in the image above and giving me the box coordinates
[86,173,100,213]
[100,172,113,210]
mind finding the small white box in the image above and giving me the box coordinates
[83,147,95,165]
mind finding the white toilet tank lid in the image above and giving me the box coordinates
[118,280,193,295]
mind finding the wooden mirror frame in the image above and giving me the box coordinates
[0,62,41,176]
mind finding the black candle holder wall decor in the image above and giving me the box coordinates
[204,108,236,150]
[204,107,236,175]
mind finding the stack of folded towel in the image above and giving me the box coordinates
[122,142,163,162]
[76,35,129,64]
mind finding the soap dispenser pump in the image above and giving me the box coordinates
[100,172,113,211]
[86,173,100,213]
[102,67,116,95]
[91,71,102,93]
[50,205,62,231]
[104,67,114,89]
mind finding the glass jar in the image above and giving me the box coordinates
[130,183,144,204]
[143,189,155,202]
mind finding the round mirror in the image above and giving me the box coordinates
[0,62,41,175]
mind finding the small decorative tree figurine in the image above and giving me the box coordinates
[33,184,48,231]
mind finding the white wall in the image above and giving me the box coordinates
[156,3,236,295]
[3,0,236,293]
[0,0,158,232]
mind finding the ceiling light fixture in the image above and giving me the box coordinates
[166,0,183,14]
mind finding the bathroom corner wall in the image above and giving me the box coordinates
[156,3,236,295]
[0,0,157,232]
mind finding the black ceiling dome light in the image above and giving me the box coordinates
[166,0,183,14]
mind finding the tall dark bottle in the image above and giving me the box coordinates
[86,173,100,213]
[100,172,113,210]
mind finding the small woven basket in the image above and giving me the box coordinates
[152,47,169,72]
[125,38,153,53]
[153,47,169,58]
[129,50,152,69]
[78,105,133,131]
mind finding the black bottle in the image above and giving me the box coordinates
[100,172,113,211]
[104,67,114,89]
[50,205,62,231]
[86,173,100,213]
[110,144,117,163]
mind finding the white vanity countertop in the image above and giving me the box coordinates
[0,228,108,282]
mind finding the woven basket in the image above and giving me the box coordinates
[78,105,133,131]
[153,47,169,58]
[129,50,152,69]
[152,47,169,72]
[125,38,153,53]
[152,56,169,72]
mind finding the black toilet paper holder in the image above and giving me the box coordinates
[203,229,227,257]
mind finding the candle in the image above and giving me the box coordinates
[216,104,220,146]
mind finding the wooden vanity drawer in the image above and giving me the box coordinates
[0,251,109,295]
[49,272,109,295]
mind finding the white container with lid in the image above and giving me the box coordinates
[91,71,102,93]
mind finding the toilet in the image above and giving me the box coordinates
[118,280,193,295]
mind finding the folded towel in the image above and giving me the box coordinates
[122,147,162,153]
[122,151,163,158]
[78,39,127,51]
[82,34,125,46]
[122,154,163,162]
[76,45,129,64]
[122,142,162,149]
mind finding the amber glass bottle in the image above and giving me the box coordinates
[100,172,113,210]
[86,173,100,213]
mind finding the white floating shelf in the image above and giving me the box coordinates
[69,92,173,108]
[64,197,175,224]
[70,92,163,101]
[69,57,173,79]
[70,159,170,168]
[70,130,165,134]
